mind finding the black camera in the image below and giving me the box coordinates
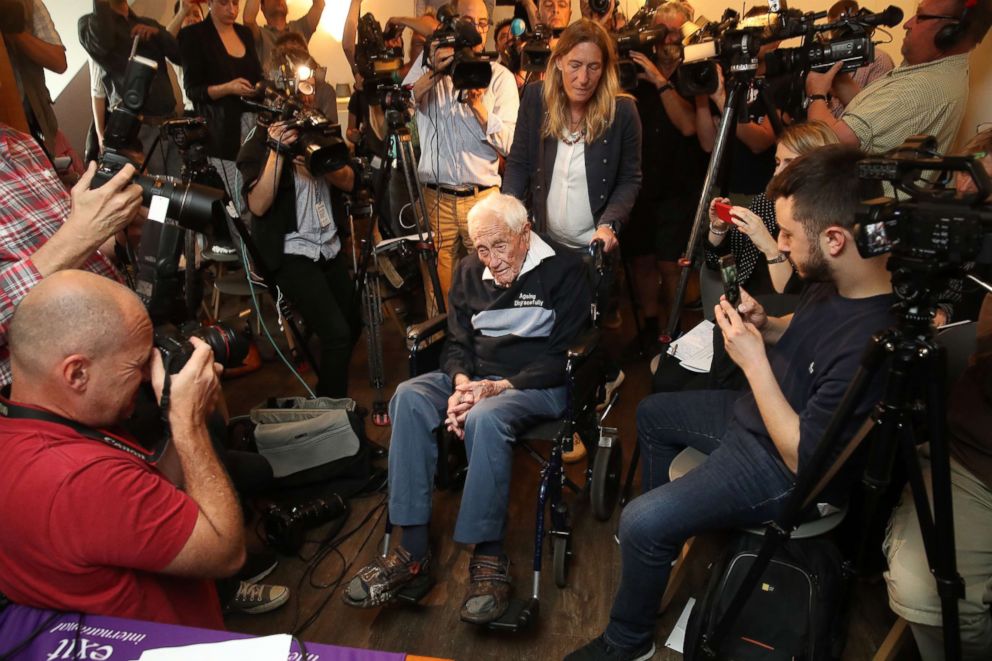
[516,23,554,73]
[93,54,226,235]
[245,82,350,176]
[153,322,250,374]
[263,494,348,555]
[425,5,494,90]
[356,12,405,103]
[615,6,669,90]
[588,0,612,17]
[854,136,992,263]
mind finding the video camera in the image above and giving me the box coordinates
[515,21,555,74]
[676,2,902,97]
[242,79,350,177]
[614,5,669,90]
[355,12,406,106]
[854,136,992,264]
[93,54,226,235]
[424,5,494,90]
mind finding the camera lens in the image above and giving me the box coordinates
[192,322,250,369]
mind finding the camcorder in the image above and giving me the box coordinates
[588,0,612,17]
[516,22,555,74]
[854,136,992,265]
[242,80,350,177]
[675,2,902,97]
[92,54,226,235]
[614,5,669,90]
[424,5,494,90]
[355,12,407,108]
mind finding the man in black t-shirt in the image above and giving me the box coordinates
[568,146,894,661]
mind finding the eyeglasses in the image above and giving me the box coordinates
[463,17,491,30]
[913,13,960,21]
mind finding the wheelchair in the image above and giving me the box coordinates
[379,241,625,631]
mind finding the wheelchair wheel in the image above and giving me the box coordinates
[552,536,570,588]
[591,442,623,522]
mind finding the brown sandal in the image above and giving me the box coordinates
[460,554,512,624]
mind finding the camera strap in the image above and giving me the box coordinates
[0,399,164,465]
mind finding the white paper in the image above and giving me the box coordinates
[664,597,697,653]
[133,633,292,661]
[375,233,432,252]
[147,195,169,223]
[668,320,715,373]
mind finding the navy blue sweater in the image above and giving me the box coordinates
[442,236,591,390]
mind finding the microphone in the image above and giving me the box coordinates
[436,3,457,24]
[510,17,527,38]
[454,16,483,47]
[856,5,904,28]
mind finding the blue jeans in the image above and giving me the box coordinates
[387,371,566,544]
[605,390,797,650]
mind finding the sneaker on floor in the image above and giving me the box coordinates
[565,635,656,661]
[237,550,278,584]
[225,581,289,615]
[343,547,430,608]
[562,433,588,464]
[460,554,512,624]
[596,369,625,411]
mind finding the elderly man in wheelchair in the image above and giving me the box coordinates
[343,193,592,625]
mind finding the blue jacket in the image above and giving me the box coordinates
[502,82,642,236]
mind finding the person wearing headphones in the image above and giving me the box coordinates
[805,0,991,154]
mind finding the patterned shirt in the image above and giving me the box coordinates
[0,125,121,386]
[829,49,895,119]
[842,53,970,155]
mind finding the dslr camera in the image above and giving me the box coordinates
[424,5,494,90]
[154,322,250,374]
[92,54,226,234]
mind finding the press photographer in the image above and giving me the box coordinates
[238,84,361,399]
[806,0,992,153]
[403,0,519,302]
[0,270,242,628]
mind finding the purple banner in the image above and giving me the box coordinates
[0,605,411,661]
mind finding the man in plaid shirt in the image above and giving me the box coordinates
[0,123,143,387]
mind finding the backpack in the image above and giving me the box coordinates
[684,532,847,661]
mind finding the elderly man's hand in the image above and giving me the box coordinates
[444,379,513,439]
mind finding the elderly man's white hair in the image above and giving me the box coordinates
[658,1,694,24]
[467,193,530,236]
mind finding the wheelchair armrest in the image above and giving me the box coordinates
[567,327,601,360]
[407,314,448,345]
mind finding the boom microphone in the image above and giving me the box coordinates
[856,5,904,28]
[510,17,527,38]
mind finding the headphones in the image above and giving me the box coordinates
[934,0,978,50]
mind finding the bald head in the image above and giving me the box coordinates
[9,271,149,379]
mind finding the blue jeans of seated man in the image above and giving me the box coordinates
[387,371,566,545]
[605,390,797,651]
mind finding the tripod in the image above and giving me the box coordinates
[620,67,777,505]
[700,262,965,661]
[352,106,446,423]
[176,137,321,376]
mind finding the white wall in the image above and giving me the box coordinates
[43,0,992,154]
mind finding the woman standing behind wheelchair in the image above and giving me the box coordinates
[502,19,642,258]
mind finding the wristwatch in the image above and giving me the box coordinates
[657,81,674,94]
[806,93,831,106]
[767,253,788,264]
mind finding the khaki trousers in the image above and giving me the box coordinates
[423,185,496,304]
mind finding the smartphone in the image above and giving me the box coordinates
[714,201,734,224]
[719,254,740,308]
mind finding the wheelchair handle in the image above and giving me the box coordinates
[589,239,606,275]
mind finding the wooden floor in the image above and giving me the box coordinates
[217,287,916,661]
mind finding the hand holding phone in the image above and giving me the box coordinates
[714,201,734,225]
[719,254,740,308]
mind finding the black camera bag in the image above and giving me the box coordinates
[684,532,846,661]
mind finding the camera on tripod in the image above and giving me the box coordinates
[92,54,226,234]
[244,79,350,177]
[853,135,992,265]
[425,5,494,90]
[518,22,555,73]
[355,12,406,105]
[614,5,669,90]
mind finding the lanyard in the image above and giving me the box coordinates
[0,399,164,464]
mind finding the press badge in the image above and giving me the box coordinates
[315,200,332,228]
